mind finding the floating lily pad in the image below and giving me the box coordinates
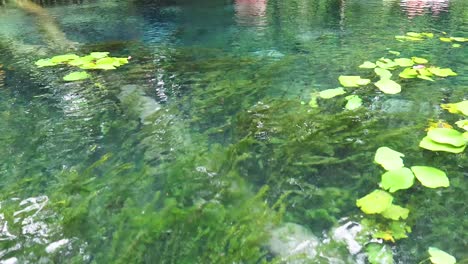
[90,52,110,59]
[366,244,394,264]
[345,95,362,110]
[374,68,392,79]
[50,54,80,64]
[452,44,461,48]
[374,79,401,94]
[411,166,449,188]
[439,37,452,42]
[35,59,57,67]
[441,101,468,116]
[388,50,400,56]
[380,167,414,193]
[450,37,468,42]
[381,204,410,220]
[399,67,418,78]
[419,136,466,153]
[309,94,318,108]
[411,57,428,64]
[376,58,398,70]
[63,71,90,82]
[428,67,457,77]
[356,190,393,214]
[394,58,414,67]
[427,128,466,147]
[318,88,346,99]
[374,147,405,171]
[338,76,370,87]
[455,120,468,131]
[417,75,434,81]
[428,247,456,264]
[359,61,376,69]
[395,35,423,41]
[68,56,95,66]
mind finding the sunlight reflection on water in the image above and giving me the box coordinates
[400,0,450,18]
[234,0,268,26]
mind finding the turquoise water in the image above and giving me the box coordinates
[0,0,467,263]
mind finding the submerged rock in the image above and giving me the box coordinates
[118,84,162,124]
[269,222,319,263]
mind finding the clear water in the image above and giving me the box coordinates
[0,0,467,263]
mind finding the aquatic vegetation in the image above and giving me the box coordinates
[441,100,468,116]
[356,190,393,214]
[317,87,346,99]
[338,75,371,87]
[410,166,449,188]
[419,128,467,153]
[395,32,433,42]
[374,79,401,94]
[374,147,405,171]
[62,71,90,81]
[35,52,130,81]
[427,247,457,264]
[380,168,414,192]
[344,95,362,110]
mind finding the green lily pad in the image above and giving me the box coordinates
[411,57,428,64]
[50,54,80,63]
[376,58,398,70]
[419,136,466,153]
[395,35,423,41]
[452,44,461,48]
[68,56,95,66]
[394,58,414,67]
[441,100,468,116]
[455,120,468,131]
[428,67,457,77]
[374,79,401,94]
[35,59,57,67]
[411,166,449,188]
[422,32,434,38]
[345,95,362,110]
[388,50,401,56]
[417,75,435,81]
[399,67,418,78]
[338,76,371,87]
[381,204,410,220]
[439,37,452,42]
[359,61,376,69]
[63,71,91,82]
[428,247,456,264]
[374,147,405,171]
[90,52,110,59]
[366,244,394,264]
[318,88,346,99]
[356,190,393,214]
[427,128,466,147]
[374,68,392,79]
[309,94,318,108]
[450,37,468,42]
[380,167,414,193]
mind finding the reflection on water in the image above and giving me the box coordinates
[400,0,450,18]
[234,0,268,26]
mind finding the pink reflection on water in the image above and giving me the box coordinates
[234,0,268,26]
[400,0,450,18]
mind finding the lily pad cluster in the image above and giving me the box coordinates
[395,32,433,42]
[395,31,466,48]
[35,52,130,81]
[309,86,363,111]
[356,147,451,242]
[420,101,468,153]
